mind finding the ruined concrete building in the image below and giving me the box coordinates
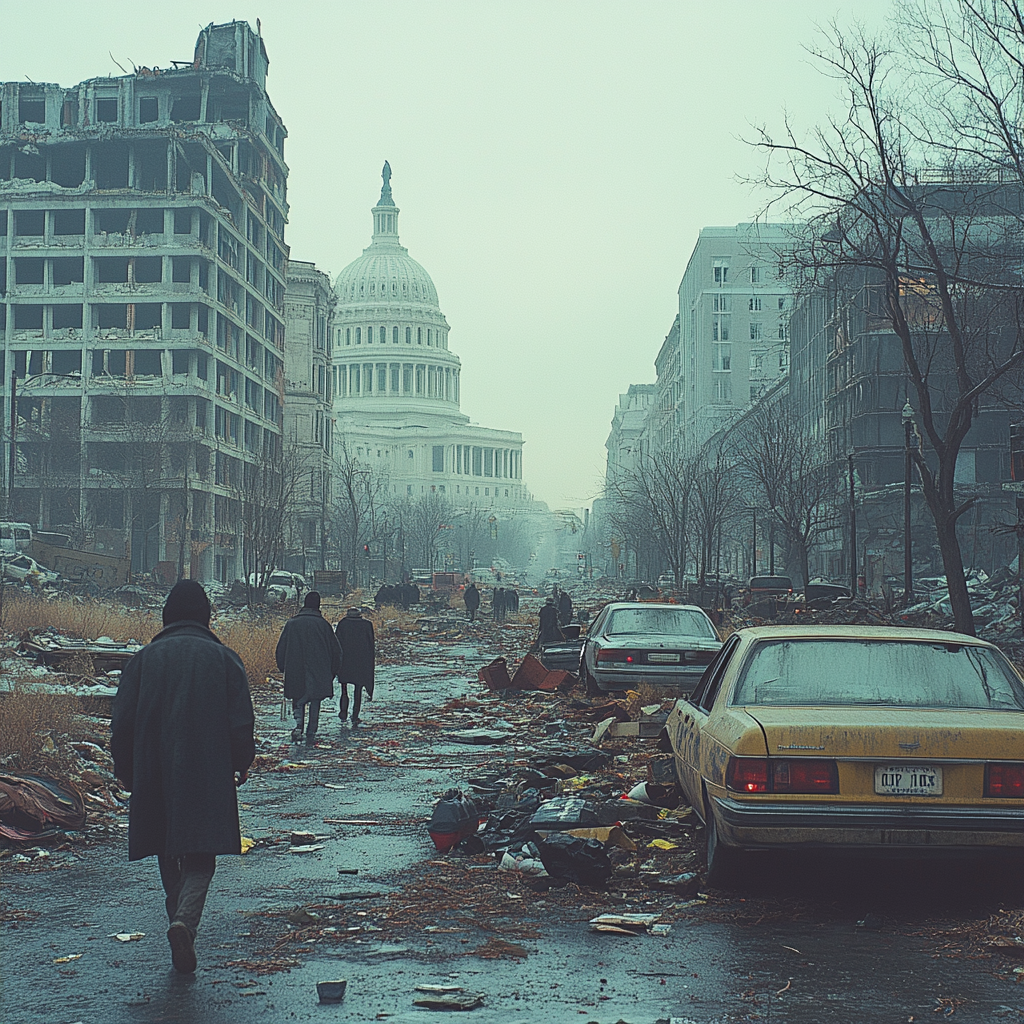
[282,260,334,572]
[0,21,289,580]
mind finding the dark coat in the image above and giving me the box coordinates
[111,621,255,861]
[335,615,376,697]
[276,607,343,701]
[539,603,564,645]
[464,584,480,610]
[558,592,574,625]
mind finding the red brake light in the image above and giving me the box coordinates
[596,649,636,663]
[985,763,1024,798]
[726,757,838,795]
[772,759,838,794]
[726,757,768,793]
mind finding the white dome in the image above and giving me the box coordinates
[335,249,439,309]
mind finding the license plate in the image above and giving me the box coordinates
[874,764,943,796]
[647,652,680,663]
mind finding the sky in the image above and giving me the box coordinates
[2,0,893,512]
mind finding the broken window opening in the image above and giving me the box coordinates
[173,209,193,234]
[132,349,162,376]
[51,350,82,375]
[133,303,161,331]
[93,142,129,189]
[14,148,45,183]
[134,208,164,235]
[171,304,191,330]
[171,93,201,123]
[95,304,128,330]
[52,305,83,330]
[52,258,85,289]
[96,257,130,284]
[95,97,119,123]
[15,211,44,236]
[13,305,43,330]
[50,145,86,188]
[134,143,167,192]
[132,257,162,284]
[53,209,85,235]
[15,258,44,285]
[138,97,159,123]
[18,94,45,125]
[94,208,130,234]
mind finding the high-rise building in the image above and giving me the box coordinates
[332,166,529,507]
[0,21,288,581]
[676,223,794,453]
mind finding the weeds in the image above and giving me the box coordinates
[215,611,287,689]
[0,681,79,775]
[4,593,156,643]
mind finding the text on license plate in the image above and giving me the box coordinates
[647,652,680,663]
[874,764,943,796]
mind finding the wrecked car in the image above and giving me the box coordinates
[578,602,721,696]
[666,624,1024,885]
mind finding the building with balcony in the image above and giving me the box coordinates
[0,20,288,581]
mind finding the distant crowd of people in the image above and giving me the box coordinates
[374,582,421,609]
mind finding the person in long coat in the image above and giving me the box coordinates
[493,587,505,623]
[538,596,565,646]
[335,607,375,726]
[276,591,343,745]
[558,589,574,626]
[464,582,481,621]
[111,580,254,975]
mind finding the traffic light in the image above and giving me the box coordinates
[363,544,370,555]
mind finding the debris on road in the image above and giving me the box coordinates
[316,979,348,1003]
[413,991,484,1010]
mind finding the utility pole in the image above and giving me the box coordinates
[848,452,857,595]
[7,372,16,515]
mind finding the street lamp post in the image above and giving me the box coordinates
[751,508,757,576]
[902,400,915,607]
[848,451,857,595]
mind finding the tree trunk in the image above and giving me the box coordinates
[935,515,975,636]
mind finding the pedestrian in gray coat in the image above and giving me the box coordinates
[111,580,255,975]
[276,591,343,745]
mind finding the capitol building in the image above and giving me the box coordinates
[331,165,530,506]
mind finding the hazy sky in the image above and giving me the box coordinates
[4,0,893,511]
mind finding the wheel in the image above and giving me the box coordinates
[580,654,601,697]
[704,797,742,888]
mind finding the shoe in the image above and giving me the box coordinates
[290,727,303,742]
[350,718,360,727]
[167,922,197,974]
[305,735,317,746]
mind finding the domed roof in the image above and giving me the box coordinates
[334,163,440,310]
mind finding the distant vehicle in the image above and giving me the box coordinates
[0,522,33,555]
[248,570,305,604]
[800,581,852,611]
[743,575,794,607]
[410,568,433,587]
[579,602,722,696]
[657,572,677,588]
[2,553,59,585]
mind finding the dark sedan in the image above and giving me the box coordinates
[579,602,722,696]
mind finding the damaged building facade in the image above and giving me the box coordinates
[0,21,289,580]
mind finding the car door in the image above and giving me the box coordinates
[671,635,740,810]
[582,607,609,675]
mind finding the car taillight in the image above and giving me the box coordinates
[772,759,838,794]
[685,650,717,665]
[596,649,636,663]
[726,757,838,795]
[726,757,769,793]
[985,763,1024,798]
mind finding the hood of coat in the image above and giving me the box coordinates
[295,607,323,620]
[149,620,223,645]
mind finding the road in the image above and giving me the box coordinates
[3,628,1023,1024]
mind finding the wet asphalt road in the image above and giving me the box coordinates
[3,639,1024,1024]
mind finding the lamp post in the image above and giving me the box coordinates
[848,451,857,595]
[902,400,915,606]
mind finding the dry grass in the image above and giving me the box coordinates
[0,682,79,774]
[3,593,157,643]
[216,612,288,688]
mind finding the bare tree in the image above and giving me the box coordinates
[751,4,1024,632]
[689,437,745,584]
[331,441,391,587]
[403,491,454,571]
[729,403,839,587]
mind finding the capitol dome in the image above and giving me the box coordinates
[332,163,461,411]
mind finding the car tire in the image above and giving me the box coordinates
[580,657,601,697]
[704,796,742,888]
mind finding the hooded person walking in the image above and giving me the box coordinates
[464,582,481,622]
[111,580,255,975]
[276,591,343,746]
[335,606,375,726]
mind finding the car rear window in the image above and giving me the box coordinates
[749,576,792,590]
[605,607,717,638]
[732,639,1024,710]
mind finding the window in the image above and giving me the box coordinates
[405,326,411,344]
[392,326,399,344]
[750,351,765,370]
[749,297,762,311]
[379,326,386,344]
[432,445,444,472]
[95,97,118,123]
[713,344,731,372]
[366,326,373,344]
[778,296,790,310]
[750,266,762,284]
[355,327,361,345]
[749,322,763,340]
[713,262,729,284]
[713,377,732,402]
[346,328,351,346]
[778,324,788,340]
[712,294,730,313]
[712,318,729,342]
[417,327,422,344]
[139,97,158,123]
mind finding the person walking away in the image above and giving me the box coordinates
[494,587,505,623]
[558,589,574,626]
[538,596,564,646]
[111,580,254,975]
[508,588,519,613]
[464,582,480,622]
[336,606,375,726]
[276,591,343,746]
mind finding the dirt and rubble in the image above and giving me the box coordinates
[1,597,1023,1022]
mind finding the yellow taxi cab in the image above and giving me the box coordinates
[666,625,1024,884]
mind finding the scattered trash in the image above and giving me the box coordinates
[52,953,84,963]
[316,979,348,1004]
[289,844,325,854]
[589,912,661,935]
[415,985,465,994]
[855,913,884,932]
[240,836,255,855]
[987,936,1024,958]
[413,992,484,1010]
[109,932,144,942]
[0,773,87,841]
[648,872,700,897]
[535,832,611,888]
[448,729,509,745]
[428,790,479,852]
[651,923,673,936]
[647,838,680,851]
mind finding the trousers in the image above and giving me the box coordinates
[293,698,321,738]
[340,683,366,722]
[158,853,216,938]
